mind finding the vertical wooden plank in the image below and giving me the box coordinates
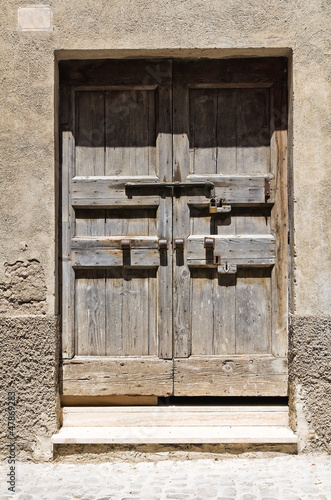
[216,89,237,175]
[234,207,271,236]
[75,91,105,176]
[191,269,214,355]
[105,268,123,356]
[105,90,156,177]
[148,90,157,176]
[157,75,173,359]
[270,82,288,357]
[74,91,106,356]
[236,89,270,175]
[189,89,218,175]
[75,209,106,237]
[213,272,236,355]
[190,206,213,236]
[61,86,75,359]
[148,269,157,355]
[173,76,191,358]
[235,268,272,354]
[75,269,106,356]
[121,269,146,356]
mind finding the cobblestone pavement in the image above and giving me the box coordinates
[1,455,330,500]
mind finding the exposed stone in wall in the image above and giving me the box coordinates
[0,316,60,462]
[289,315,331,453]
[0,260,47,315]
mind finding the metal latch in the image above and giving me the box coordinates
[174,238,185,249]
[209,197,231,214]
[158,238,168,249]
[218,263,237,274]
[120,239,131,249]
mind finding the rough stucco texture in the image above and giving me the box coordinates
[0,317,59,462]
[0,260,47,315]
[289,316,331,452]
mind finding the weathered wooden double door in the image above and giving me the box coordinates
[60,58,288,398]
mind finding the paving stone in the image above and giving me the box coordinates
[1,455,331,500]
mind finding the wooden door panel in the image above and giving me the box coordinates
[174,356,288,397]
[60,60,173,395]
[172,59,288,396]
[105,89,156,177]
[189,88,270,176]
[61,58,287,398]
[62,357,173,397]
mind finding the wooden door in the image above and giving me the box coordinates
[60,58,288,398]
[172,59,288,396]
[60,60,173,396]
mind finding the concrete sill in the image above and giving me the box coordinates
[51,425,297,445]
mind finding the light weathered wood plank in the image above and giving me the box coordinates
[61,357,173,396]
[235,268,272,354]
[270,82,288,357]
[213,273,236,355]
[72,248,160,267]
[122,268,149,356]
[187,235,275,261]
[173,79,191,358]
[62,406,289,427]
[61,86,75,359]
[105,268,123,356]
[72,236,159,250]
[75,209,106,237]
[71,178,160,208]
[75,269,106,356]
[186,175,274,205]
[190,268,214,355]
[157,80,173,359]
[174,356,288,396]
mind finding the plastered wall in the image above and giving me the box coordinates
[0,0,330,460]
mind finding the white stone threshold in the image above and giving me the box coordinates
[52,425,297,445]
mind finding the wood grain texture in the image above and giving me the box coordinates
[61,59,288,399]
[187,235,275,262]
[61,357,173,396]
[62,406,289,427]
[72,248,160,268]
[174,356,288,396]
[173,80,191,357]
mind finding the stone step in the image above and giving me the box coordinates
[52,425,297,445]
[61,405,290,427]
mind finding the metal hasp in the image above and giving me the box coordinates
[158,238,168,249]
[209,197,231,214]
[204,237,215,249]
[120,239,131,250]
[174,238,185,249]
